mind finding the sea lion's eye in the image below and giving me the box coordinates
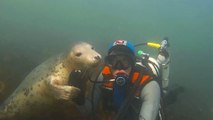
[75,52,82,57]
[91,47,95,50]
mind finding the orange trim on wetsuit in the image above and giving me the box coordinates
[131,72,152,86]
[102,66,111,76]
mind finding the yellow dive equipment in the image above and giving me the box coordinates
[146,42,161,49]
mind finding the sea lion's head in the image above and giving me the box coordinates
[67,42,102,70]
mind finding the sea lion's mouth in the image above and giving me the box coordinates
[91,58,103,67]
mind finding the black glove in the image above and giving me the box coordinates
[69,70,88,105]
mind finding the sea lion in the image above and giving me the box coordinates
[0,42,102,120]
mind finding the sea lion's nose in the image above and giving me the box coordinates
[94,55,101,60]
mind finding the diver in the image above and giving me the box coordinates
[92,39,170,120]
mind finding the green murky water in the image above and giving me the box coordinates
[0,0,212,119]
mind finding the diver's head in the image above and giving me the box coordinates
[105,40,136,72]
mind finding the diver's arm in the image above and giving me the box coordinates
[139,81,161,120]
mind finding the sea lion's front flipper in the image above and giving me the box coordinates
[46,75,81,100]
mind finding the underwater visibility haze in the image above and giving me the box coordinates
[0,0,212,120]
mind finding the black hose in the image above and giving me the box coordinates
[134,42,147,47]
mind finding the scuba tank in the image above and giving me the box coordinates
[135,38,170,93]
[157,39,170,93]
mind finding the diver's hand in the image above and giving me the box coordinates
[159,38,169,58]
[160,38,169,51]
